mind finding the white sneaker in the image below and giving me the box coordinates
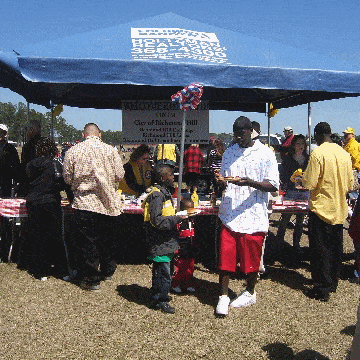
[40,277,48,281]
[216,295,230,315]
[172,286,182,293]
[230,290,256,308]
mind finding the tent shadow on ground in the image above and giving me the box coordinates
[262,342,330,360]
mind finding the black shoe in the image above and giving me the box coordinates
[306,288,329,302]
[154,302,175,314]
[79,281,100,291]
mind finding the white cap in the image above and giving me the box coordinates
[0,124,8,132]
[284,126,293,131]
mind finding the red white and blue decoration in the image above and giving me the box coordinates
[171,82,204,110]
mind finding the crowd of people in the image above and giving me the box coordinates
[1,117,360,356]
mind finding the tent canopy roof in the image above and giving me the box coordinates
[1,13,360,111]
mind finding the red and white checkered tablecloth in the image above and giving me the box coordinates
[196,205,219,215]
[271,200,309,214]
[0,199,220,217]
[0,198,308,218]
[122,201,219,215]
[122,202,144,215]
[0,199,74,218]
[0,198,27,218]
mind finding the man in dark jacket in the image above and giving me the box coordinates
[142,164,187,314]
[0,124,22,262]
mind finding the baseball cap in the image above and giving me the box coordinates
[284,126,293,131]
[0,124,8,132]
[233,116,252,132]
[343,127,355,135]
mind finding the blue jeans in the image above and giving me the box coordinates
[276,213,305,249]
[151,261,172,303]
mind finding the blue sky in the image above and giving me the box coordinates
[1,0,360,136]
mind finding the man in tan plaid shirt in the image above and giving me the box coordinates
[63,123,125,290]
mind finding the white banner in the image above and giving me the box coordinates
[131,27,229,64]
[122,101,209,145]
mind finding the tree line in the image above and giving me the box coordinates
[0,101,234,146]
[0,102,123,145]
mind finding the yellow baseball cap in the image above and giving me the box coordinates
[343,127,355,134]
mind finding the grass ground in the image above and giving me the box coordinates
[0,214,358,359]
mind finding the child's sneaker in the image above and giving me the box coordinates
[230,290,256,308]
[215,295,230,315]
[171,286,182,293]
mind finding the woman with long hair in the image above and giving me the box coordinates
[21,137,70,280]
[118,144,153,196]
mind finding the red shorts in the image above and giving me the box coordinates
[218,225,266,274]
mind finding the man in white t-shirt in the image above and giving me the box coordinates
[215,116,279,316]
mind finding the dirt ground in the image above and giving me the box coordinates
[0,213,359,360]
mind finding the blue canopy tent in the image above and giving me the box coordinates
[1,12,360,205]
[0,12,360,113]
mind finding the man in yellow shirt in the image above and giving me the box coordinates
[343,127,360,171]
[302,122,353,302]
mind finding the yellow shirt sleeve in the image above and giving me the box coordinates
[302,154,320,190]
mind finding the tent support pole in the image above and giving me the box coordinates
[177,111,187,211]
[26,102,30,145]
[267,103,271,146]
[26,102,29,122]
[50,100,54,141]
[308,103,312,154]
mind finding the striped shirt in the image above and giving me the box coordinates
[63,136,125,216]
[208,148,223,172]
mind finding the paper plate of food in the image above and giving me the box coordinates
[176,208,201,216]
[187,208,201,216]
[223,176,240,182]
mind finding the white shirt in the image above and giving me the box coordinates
[219,140,279,233]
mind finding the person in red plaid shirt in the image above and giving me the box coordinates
[183,144,204,192]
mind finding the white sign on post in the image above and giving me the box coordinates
[122,101,209,144]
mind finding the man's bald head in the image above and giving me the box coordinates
[83,123,101,138]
